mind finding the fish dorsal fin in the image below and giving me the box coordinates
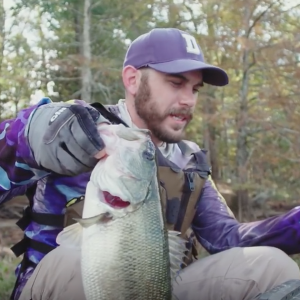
[56,223,83,249]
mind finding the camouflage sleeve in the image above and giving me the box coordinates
[0,98,51,204]
[192,176,300,255]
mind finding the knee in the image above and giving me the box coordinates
[251,246,300,280]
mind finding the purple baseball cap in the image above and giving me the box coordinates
[123,28,229,86]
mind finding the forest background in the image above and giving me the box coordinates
[0,0,300,298]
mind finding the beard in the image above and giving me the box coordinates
[134,73,193,143]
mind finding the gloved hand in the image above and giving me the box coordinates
[28,102,107,176]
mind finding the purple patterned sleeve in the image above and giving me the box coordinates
[192,176,300,255]
[0,98,51,204]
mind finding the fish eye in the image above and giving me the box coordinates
[142,149,155,161]
[142,140,155,161]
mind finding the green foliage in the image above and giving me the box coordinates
[0,0,299,208]
[0,256,21,300]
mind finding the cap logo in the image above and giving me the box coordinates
[181,33,201,55]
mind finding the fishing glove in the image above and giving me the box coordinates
[28,102,106,176]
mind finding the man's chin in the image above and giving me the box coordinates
[158,130,185,144]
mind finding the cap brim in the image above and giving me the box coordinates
[148,59,229,87]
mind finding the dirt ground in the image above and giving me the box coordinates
[0,219,23,300]
[0,196,27,300]
[0,195,28,249]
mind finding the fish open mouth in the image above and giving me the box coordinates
[103,191,130,209]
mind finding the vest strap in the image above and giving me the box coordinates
[11,235,56,257]
[16,205,65,230]
[174,172,195,232]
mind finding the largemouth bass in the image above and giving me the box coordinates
[56,123,187,300]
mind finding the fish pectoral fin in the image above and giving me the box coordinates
[73,212,112,228]
[56,223,83,249]
[56,213,111,249]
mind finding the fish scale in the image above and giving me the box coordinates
[81,178,172,300]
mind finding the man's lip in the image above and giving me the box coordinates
[170,114,190,121]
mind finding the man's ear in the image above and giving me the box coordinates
[122,65,140,96]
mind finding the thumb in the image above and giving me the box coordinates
[94,148,107,160]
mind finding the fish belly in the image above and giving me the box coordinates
[81,197,172,300]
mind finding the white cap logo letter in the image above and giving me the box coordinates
[181,33,201,55]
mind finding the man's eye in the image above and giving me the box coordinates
[171,81,182,86]
[193,89,200,94]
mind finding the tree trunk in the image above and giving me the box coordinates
[203,88,220,181]
[202,5,220,181]
[81,0,92,103]
[236,2,251,221]
[0,0,5,120]
[0,0,5,95]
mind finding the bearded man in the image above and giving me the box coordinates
[1,28,300,300]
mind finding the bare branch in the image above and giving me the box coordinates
[246,1,277,38]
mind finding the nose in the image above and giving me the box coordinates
[179,89,197,108]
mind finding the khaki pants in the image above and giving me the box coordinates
[19,246,300,300]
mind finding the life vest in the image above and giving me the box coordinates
[9,103,211,299]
